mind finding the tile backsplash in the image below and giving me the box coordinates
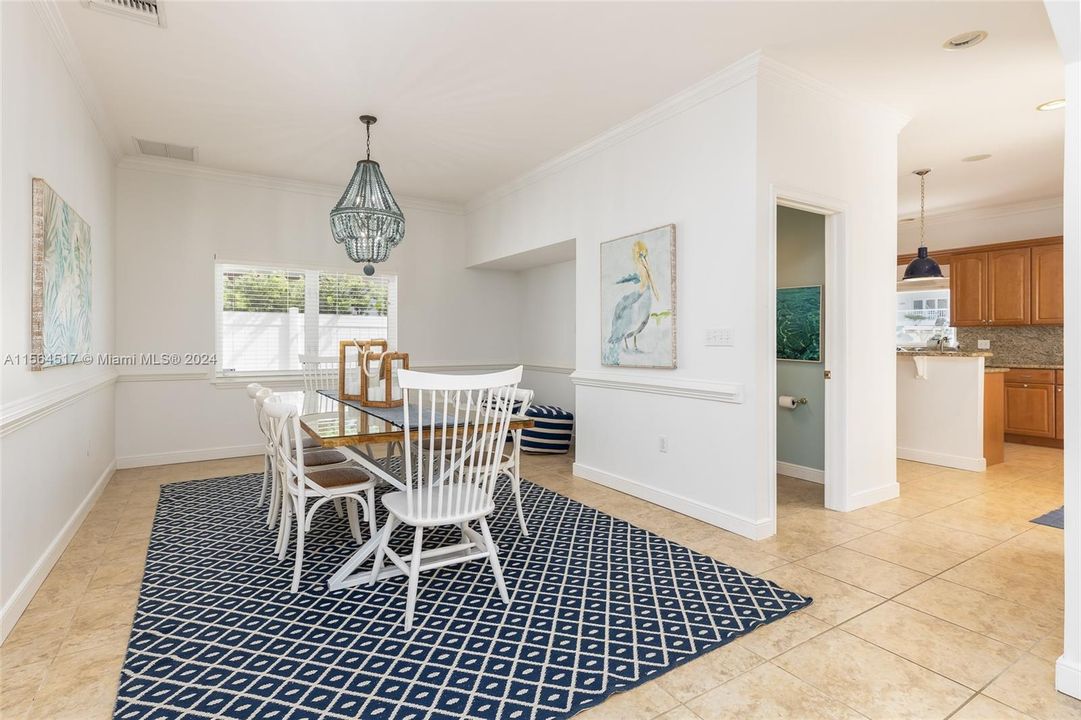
[956,325,1063,367]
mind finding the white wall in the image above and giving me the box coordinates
[470,57,764,535]
[757,63,905,515]
[467,54,903,538]
[113,161,522,466]
[518,260,576,411]
[0,2,117,638]
[897,198,1063,255]
[1044,0,1079,701]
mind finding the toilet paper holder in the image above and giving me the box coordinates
[779,395,809,409]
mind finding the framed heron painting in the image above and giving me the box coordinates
[31,178,92,370]
[777,285,822,362]
[600,224,676,368]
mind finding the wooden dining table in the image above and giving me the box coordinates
[276,389,534,591]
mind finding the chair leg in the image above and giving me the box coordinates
[267,457,281,528]
[366,487,378,538]
[404,525,424,631]
[511,473,529,537]
[368,514,396,585]
[277,496,291,561]
[346,498,363,543]
[479,517,510,604]
[291,497,305,592]
[258,452,270,506]
[333,498,345,519]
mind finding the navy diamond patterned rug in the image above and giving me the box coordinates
[114,473,811,720]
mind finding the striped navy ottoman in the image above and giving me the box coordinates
[521,405,574,454]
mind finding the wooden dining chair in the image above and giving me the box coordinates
[263,397,379,592]
[369,366,523,630]
[252,385,354,528]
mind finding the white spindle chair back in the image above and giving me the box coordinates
[299,354,340,394]
[398,367,523,525]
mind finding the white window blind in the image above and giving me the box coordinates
[215,263,397,375]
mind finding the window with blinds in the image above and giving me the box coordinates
[215,263,397,375]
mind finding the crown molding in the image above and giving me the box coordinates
[115,155,465,215]
[466,51,764,213]
[899,196,1064,226]
[30,0,124,160]
[466,52,911,214]
[756,55,910,134]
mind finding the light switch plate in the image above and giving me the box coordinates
[706,328,733,347]
[977,339,991,350]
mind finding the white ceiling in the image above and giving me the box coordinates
[59,1,1064,214]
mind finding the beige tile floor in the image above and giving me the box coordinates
[2,445,1077,720]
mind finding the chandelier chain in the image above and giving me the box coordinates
[366,123,371,161]
[919,172,926,247]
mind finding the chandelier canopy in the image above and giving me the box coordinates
[330,115,405,275]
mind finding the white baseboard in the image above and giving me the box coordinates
[1,459,116,643]
[572,462,774,540]
[1057,656,1081,700]
[897,447,986,472]
[843,481,901,511]
[777,461,824,484]
[117,444,263,469]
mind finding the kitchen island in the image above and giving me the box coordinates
[897,351,1002,470]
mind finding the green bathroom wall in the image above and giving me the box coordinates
[777,206,825,472]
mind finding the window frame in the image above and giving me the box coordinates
[213,259,397,379]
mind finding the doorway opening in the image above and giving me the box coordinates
[775,206,828,516]
[767,190,848,530]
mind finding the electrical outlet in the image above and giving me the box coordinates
[705,328,733,347]
[977,339,991,350]
[658,435,669,453]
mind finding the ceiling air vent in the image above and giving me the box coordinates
[135,138,197,162]
[81,0,165,28]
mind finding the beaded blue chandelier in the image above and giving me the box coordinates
[330,115,405,275]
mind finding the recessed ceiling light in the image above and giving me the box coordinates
[943,30,988,51]
[1037,98,1066,111]
[962,154,992,162]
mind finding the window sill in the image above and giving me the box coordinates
[212,371,307,390]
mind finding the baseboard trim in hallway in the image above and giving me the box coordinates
[0,459,116,642]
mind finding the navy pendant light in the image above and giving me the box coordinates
[330,115,405,276]
[903,168,943,281]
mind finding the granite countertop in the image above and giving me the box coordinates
[896,350,994,358]
[986,363,1063,370]
[985,367,1010,374]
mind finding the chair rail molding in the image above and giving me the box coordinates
[570,370,743,403]
[0,371,117,437]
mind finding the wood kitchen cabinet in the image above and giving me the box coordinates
[949,248,1031,326]
[1003,368,1062,446]
[1032,243,1064,324]
[950,252,988,326]
[1005,381,1055,438]
[1056,383,1064,441]
[987,248,1031,324]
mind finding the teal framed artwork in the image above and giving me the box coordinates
[777,285,822,362]
[31,178,92,370]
